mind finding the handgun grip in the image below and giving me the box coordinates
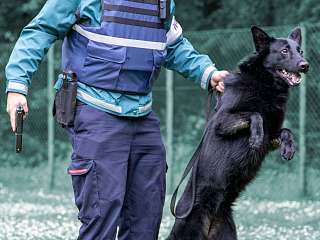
[15,107,24,153]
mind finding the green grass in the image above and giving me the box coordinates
[1,162,320,240]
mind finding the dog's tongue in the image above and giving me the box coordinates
[289,73,301,85]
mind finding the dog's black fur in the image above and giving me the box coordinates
[167,26,309,240]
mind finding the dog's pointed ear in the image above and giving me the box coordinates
[289,27,302,46]
[251,26,271,52]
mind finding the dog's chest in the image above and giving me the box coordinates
[237,90,287,138]
[237,91,285,115]
[262,92,287,130]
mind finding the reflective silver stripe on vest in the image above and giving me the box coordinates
[73,24,166,50]
[77,89,153,114]
[138,101,152,113]
[77,89,123,113]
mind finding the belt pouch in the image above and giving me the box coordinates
[53,72,78,127]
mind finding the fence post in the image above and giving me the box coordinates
[47,46,55,190]
[166,69,174,193]
[299,24,307,196]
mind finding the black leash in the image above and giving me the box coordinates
[170,89,216,219]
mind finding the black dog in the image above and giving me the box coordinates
[167,26,309,240]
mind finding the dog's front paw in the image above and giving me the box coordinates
[281,141,296,160]
[280,129,296,161]
[249,135,263,150]
[249,113,264,150]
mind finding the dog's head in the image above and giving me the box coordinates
[251,26,309,87]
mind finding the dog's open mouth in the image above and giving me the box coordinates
[276,69,302,86]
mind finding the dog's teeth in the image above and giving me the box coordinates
[289,76,293,83]
[278,69,302,85]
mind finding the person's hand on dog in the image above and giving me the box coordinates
[6,92,28,132]
[210,70,229,92]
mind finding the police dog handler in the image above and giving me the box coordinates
[6,0,227,239]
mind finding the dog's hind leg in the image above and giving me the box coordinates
[207,209,237,240]
[221,209,237,240]
[168,206,209,240]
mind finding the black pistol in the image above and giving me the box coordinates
[15,106,25,153]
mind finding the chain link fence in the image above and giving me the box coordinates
[1,23,320,196]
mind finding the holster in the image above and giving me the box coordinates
[53,72,77,127]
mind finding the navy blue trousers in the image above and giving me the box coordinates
[66,104,166,240]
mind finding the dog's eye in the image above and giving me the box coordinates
[281,49,289,55]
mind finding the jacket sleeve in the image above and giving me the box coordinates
[5,0,80,95]
[164,1,217,90]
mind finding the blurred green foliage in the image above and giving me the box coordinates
[0,0,45,41]
[1,0,320,41]
[175,0,320,30]
[1,4,320,238]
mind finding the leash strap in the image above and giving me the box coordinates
[170,134,204,218]
[170,89,215,219]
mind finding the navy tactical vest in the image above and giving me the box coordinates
[62,0,168,94]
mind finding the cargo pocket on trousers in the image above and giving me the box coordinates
[68,159,100,223]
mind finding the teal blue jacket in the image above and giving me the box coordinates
[5,0,217,117]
